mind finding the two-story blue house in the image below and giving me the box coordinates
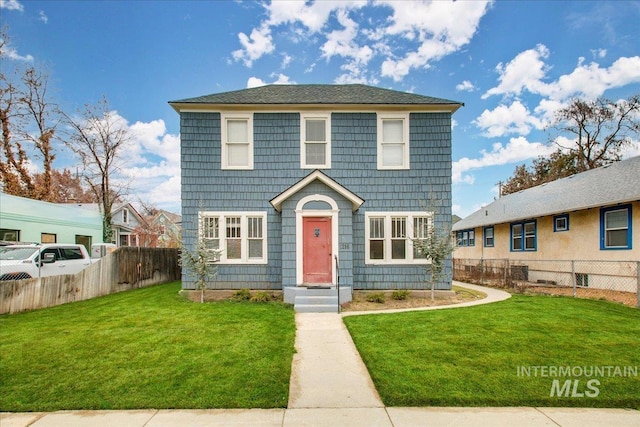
[170,84,462,311]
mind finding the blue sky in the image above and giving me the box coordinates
[2,0,639,217]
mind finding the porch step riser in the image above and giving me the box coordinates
[295,304,339,313]
[294,296,338,306]
[295,289,337,297]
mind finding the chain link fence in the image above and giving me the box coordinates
[453,258,640,308]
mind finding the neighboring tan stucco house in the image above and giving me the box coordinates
[170,84,462,310]
[452,156,640,291]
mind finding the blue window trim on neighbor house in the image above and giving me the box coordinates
[510,220,537,252]
[483,226,494,247]
[456,229,475,247]
[553,214,569,232]
[600,204,632,250]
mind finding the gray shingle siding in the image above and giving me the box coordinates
[180,110,453,290]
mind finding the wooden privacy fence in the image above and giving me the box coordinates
[0,247,180,314]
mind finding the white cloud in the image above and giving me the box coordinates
[591,48,606,59]
[232,0,492,82]
[453,136,555,184]
[543,55,640,100]
[39,10,48,24]
[232,24,274,67]
[379,0,493,81]
[473,100,544,137]
[456,80,475,92]
[0,34,34,62]
[246,73,293,88]
[483,44,640,101]
[482,44,550,99]
[0,0,23,11]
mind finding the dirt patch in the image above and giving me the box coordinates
[522,285,638,307]
[341,286,486,312]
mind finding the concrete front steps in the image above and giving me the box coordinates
[284,286,352,313]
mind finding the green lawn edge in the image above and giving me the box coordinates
[344,294,640,409]
[0,282,296,412]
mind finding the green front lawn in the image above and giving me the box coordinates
[0,282,296,411]
[344,295,640,408]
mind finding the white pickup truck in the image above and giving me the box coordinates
[0,244,95,281]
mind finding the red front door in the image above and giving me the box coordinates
[302,217,332,284]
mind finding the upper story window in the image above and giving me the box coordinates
[221,113,253,170]
[600,204,632,250]
[511,220,536,251]
[123,208,129,223]
[377,113,409,170]
[301,113,331,169]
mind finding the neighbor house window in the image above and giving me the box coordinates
[483,226,494,247]
[365,212,432,264]
[554,214,569,232]
[301,113,331,168]
[600,205,632,250]
[511,220,536,251]
[377,113,409,169]
[456,229,475,247]
[41,233,56,243]
[199,212,267,263]
[221,113,253,170]
[0,229,20,242]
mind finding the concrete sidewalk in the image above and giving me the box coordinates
[3,282,639,426]
[4,402,639,426]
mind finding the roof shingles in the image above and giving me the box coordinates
[453,156,640,231]
[170,84,461,106]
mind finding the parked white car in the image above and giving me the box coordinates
[0,244,94,281]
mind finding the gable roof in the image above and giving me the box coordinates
[269,170,365,212]
[170,84,462,113]
[453,156,640,231]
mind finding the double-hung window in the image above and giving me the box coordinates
[483,226,494,247]
[456,229,475,247]
[199,212,267,263]
[377,113,409,169]
[600,205,632,250]
[511,220,536,251]
[221,113,253,170]
[365,212,432,264]
[301,113,331,168]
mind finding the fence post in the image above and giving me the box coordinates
[637,261,639,308]
[571,260,576,298]
[504,258,509,288]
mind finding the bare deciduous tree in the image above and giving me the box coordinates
[0,28,59,200]
[500,94,640,195]
[64,96,133,242]
[551,94,640,171]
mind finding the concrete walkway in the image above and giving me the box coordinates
[3,282,639,426]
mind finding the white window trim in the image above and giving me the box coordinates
[377,113,410,170]
[300,113,331,169]
[365,212,433,265]
[198,211,267,264]
[221,113,254,170]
